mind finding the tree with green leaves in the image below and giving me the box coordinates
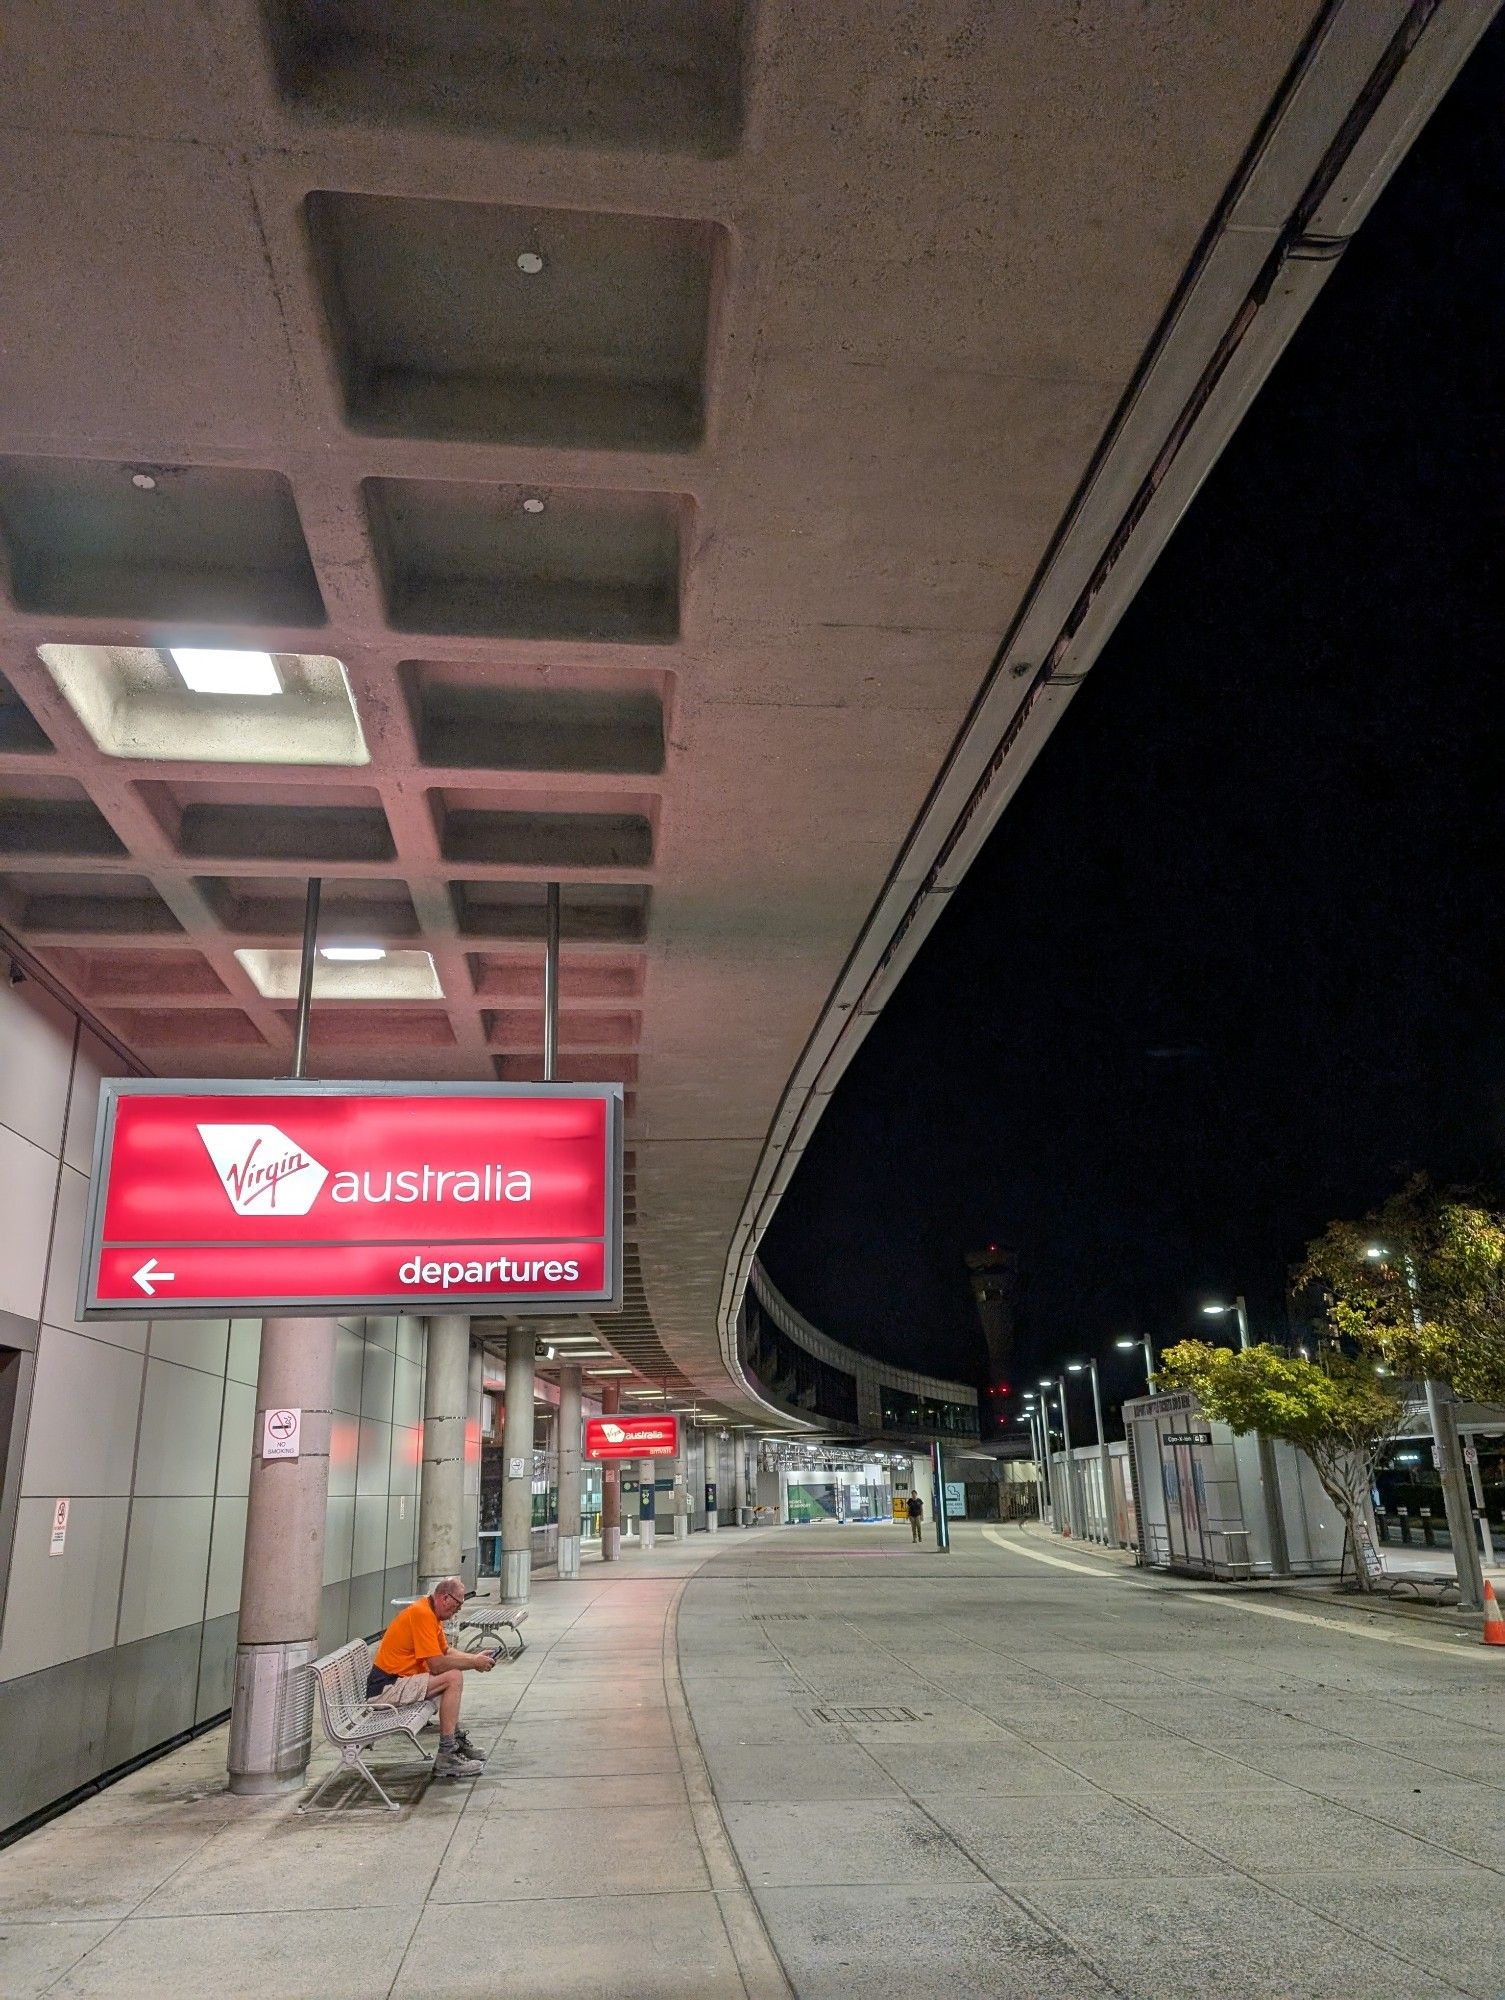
[1158,1339,1412,1590]
[1299,1177,1505,1407]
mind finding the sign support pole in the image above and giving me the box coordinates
[291,877,321,1080]
[543,881,560,1084]
[931,1441,951,1552]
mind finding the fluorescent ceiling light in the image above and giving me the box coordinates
[170,647,281,697]
[587,1367,632,1376]
[320,946,386,963]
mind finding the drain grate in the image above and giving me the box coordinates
[811,1704,920,1724]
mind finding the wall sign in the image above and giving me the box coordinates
[584,1415,680,1461]
[77,1079,624,1318]
[49,1498,69,1555]
[261,1407,301,1460]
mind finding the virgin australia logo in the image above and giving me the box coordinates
[197,1124,329,1217]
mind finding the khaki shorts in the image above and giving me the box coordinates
[368,1672,432,1708]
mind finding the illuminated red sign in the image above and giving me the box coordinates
[79,1081,622,1318]
[584,1415,679,1460]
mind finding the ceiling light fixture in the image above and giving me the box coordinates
[170,647,281,698]
[319,946,387,963]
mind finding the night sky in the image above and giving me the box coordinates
[761,20,1505,1428]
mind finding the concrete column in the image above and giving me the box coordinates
[417,1313,469,1593]
[557,1365,583,1579]
[740,1438,756,1525]
[673,1432,690,1540]
[638,1456,657,1550]
[228,1316,338,1796]
[599,1382,621,1560]
[463,1341,483,1588]
[500,1331,536,1605]
[705,1431,719,1534]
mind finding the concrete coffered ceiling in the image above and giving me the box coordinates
[0,0,1492,1423]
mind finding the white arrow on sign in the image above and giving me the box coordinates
[133,1257,177,1297]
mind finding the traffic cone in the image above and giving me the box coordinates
[1483,1580,1505,1647]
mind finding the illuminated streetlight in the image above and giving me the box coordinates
[1202,1295,1251,1349]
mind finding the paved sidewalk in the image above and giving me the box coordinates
[680,1520,1505,2000]
[0,1534,789,2000]
[2,1520,1501,1998]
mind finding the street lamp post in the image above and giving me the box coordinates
[1203,1296,1252,1349]
[1366,1246,1483,1612]
[1116,1334,1156,1389]
[1068,1360,1116,1546]
[1055,1374,1081,1537]
[1025,1400,1051,1520]
[1018,1412,1045,1520]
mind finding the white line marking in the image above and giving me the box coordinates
[984,1529,1491,1661]
[982,1527,1121,1577]
[1181,1591,1487,1659]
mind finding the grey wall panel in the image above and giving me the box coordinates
[132,1359,223,1496]
[18,1326,143,1498]
[352,1493,387,1575]
[205,1495,248,1621]
[0,1495,129,1680]
[116,1496,214,1645]
[0,1649,113,1827]
[148,1316,230,1377]
[216,1379,255,1500]
[323,1495,356,1584]
[392,1355,423,1429]
[355,1417,392,1495]
[359,1341,396,1421]
[329,1411,360,1499]
[388,1424,420,1500]
[368,1316,399,1355]
[319,1577,351,1658]
[62,1027,115,1175]
[381,1564,416,1624]
[0,975,75,1155]
[348,1569,383,1641]
[195,1610,237,1723]
[102,1623,200,1771]
[333,1320,365,1414]
[226,1318,260,1385]
[0,1123,61,1325]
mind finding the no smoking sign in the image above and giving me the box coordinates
[261,1407,302,1461]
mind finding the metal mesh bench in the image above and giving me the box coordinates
[456,1605,529,1660]
[300,1638,438,1813]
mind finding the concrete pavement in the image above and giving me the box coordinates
[1,1522,1501,1998]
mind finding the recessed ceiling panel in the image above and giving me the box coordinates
[266,0,747,156]
[308,192,718,451]
[453,881,649,943]
[36,646,368,765]
[236,947,442,1001]
[434,801,652,870]
[0,458,325,625]
[198,874,418,939]
[405,662,666,775]
[0,778,124,858]
[365,479,684,642]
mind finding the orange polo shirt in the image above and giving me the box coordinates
[373,1597,446,1678]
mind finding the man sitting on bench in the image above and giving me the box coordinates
[367,1576,495,1779]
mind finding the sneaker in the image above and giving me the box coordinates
[434,1748,485,1780]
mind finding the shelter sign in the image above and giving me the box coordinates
[78,1080,623,1318]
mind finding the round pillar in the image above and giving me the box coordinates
[599,1382,621,1561]
[417,1314,469,1592]
[500,1331,536,1604]
[557,1365,583,1579]
[228,1316,338,1796]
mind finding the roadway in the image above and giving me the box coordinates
[1,1525,1500,1998]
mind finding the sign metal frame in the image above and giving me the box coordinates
[77,1076,624,1320]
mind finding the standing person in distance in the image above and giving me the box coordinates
[907,1489,925,1544]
